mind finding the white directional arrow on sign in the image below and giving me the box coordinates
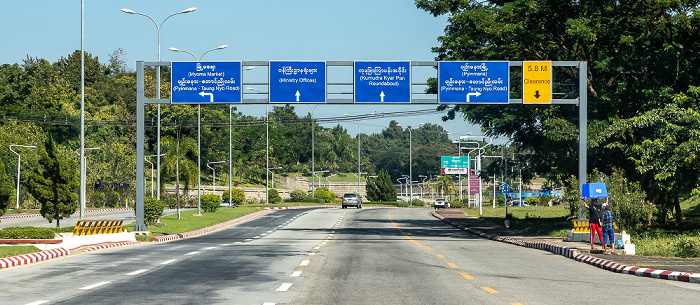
[295,90,300,102]
[199,91,214,102]
[380,91,385,102]
[466,91,481,103]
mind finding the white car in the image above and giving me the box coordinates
[434,198,450,209]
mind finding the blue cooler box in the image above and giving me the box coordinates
[582,183,608,199]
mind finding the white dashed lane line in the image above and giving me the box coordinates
[80,281,110,290]
[25,301,49,305]
[291,271,302,277]
[276,283,293,292]
[126,269,149,276]
[202,246,217,250]
[160,259,177,265]
[185,251,200,256]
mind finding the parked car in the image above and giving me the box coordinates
[434,198,450,209]
[342,193,362,209]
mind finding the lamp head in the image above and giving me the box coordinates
[121,8,137,14]
[182,7,197,13]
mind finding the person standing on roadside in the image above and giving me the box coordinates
[582,197,604,250]
[601,200,616,254]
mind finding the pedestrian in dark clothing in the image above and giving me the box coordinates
[582,197,604,250]
[601,200,616,254]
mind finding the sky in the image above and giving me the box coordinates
[0,0,486,139]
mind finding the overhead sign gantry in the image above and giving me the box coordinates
[133,60,587,231]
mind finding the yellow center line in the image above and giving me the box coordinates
[481,287,499,294]
[447,263,458,268]
[388,211,434,251]
[460,273,474,280]
[436,255,444,258]
[511,303,523,305]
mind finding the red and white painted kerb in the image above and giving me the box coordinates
[431,211,700,284]
[0,248,70,269]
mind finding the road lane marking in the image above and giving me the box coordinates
[447,263,458,268]
[245,239,253,242]
[25,301,49,305]
[276,283,293,291]
[308,252,316,256]
[481,287,499,294]
[300,260,310,266]
[388,211,434,251]
[263,303,276,305]
[460,273,474,280]
[511,303,523,305]
[436,255,444,258]
[160,259,177,265]
[80,281,110,290]
[291,271,302,277]
[126,269,149,276]
[202,246,217,250]
[185,251,200,256]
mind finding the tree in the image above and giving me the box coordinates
[416,0,700,222]
[160,134,198,219]
[27,133,78,227]
[0,157,13,216]
[366,170,397,202]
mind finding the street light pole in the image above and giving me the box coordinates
[10,145,37,210]
[307,105,318,197]
[122,7,197,202]
[75,147,100,210]
[169,45,227,215]
[207,160,226,191]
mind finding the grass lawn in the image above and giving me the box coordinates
[127,206,263,238]
[462,205,576,237]
[0,245,42,258]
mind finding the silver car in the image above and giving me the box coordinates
[342,193,362,209]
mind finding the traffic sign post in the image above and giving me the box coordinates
[354,61,411,103]
[269,61,326,103]
[171,61,242,104]
[441,156,470,174]
[523,61,552,104]
[438,61,510,104]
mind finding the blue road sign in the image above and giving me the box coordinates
[501,184,510,193]
[269,61,326,103]
[438,61,509,104]
[354,61,411,103]
[171,61,242,104]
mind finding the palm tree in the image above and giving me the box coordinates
[435,176,456,198]
[160,134,198,220]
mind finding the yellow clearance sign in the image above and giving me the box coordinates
[523,61,552,104]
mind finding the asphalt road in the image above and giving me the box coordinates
[1,207,699,305]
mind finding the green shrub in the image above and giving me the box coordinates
[303,196,324,203]
[142,197,165,225]
[223,188,246,205]
[496,195,505,206]
[313,187,336,203]
[290,190,307,202]
[526,196,540,206]
[0,226,56,239]
[201,194,221,212]
[451,201,463,208]
[268,189,282,203]
[397,202,409,207]
[411,199,425,206]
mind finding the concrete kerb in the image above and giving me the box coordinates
[0,248,70,269]
[430,211,700,284]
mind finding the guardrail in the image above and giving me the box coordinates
[73,219,124,236]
